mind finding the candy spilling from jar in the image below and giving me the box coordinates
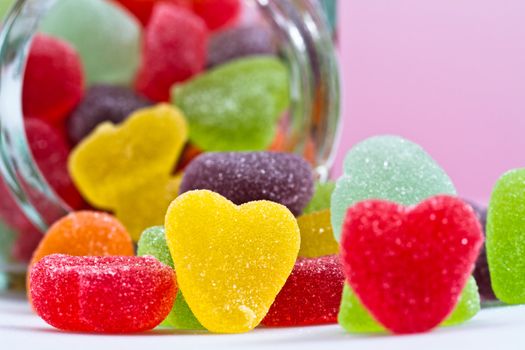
[0,0,520,337]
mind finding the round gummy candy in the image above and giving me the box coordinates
[207,24,276,68]
[135,4,207,102]
[338,276,481,334]
[262,255,344,327]
[180,152,314,216]
[486,168,525,304]
[297,209,338,258]
[172,56,289,151]
[341,196,483,334]
[165,190,300,333]
[67,85,152,145]
[137,226,203,329]
[30,211,134,266]
[23,34,84,124]
[40,0,141,85]
[69,104,188,209]
[331,135,456,240]
[191,0,241,31]
[115,0,190,25]
[30,254,177,333]
[303,181,335,215]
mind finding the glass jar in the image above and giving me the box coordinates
[0,0,340,292]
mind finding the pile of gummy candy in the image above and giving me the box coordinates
[1,0,525,337]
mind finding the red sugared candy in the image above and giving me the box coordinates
[191,0,241,31]
[340,195,483,334]
[30,254,177,333]
[135,4,207,102]
[115,0,191,26]
[23,34,84,124]
[262,255,344,327]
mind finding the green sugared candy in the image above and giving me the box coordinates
[303,181,335,215]
[172,56,289,151]
[137,226,203,330]
[331,135,456,240]
[165,290,205,330]
[40,0,140,85]
[486,168,525,304]
[338,277,480,333]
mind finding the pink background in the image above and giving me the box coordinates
[334,1,525,203]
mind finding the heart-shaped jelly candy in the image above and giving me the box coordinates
[331,135,456,240]
[165,190,300,333]
[69,104,187,209]
[341,196,483,334]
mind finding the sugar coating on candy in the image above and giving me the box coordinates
[115,175,181,241]
[262,255,343,327]
[23,34,84,124]
[69,104,188,209]
[486,168,525,304]
[338,277,481,334]
[191,0,241,31]
[341,196,483,334]
[465,200,496,302]
[67,85,152,145]
[30,211,134,266]
[207,25,276,68]
[165,190,300,333]
[180,152,314,216]
[135,4,207,102]
[297,209,338,258]
[115,0,190,25]
[331,135,456,240]
[41,0,141,85]
[30,254,177,333]
[137,225,203,329]
[303,181,335,215]
[172,56,289,151]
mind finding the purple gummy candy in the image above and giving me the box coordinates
[207,25,276,68]
[180,152,314,216]
[466,200,496,301]
[66,85,152,144]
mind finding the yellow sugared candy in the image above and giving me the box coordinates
[297,209,339,258]
[115,174,182,241]
[68,104,188,209]
[165,190,300,333]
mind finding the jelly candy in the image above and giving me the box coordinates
[297,209,338,258]
[175,144,203,172]
[165,190,300,333]
[115,0,191,25]
[191,0,241,31]
[303,181,335,215]
[135,4,207,102]
[115,175,181,241]
[486,168,525,304]
[331,135,456,240]
[466,200,496,301]
[30,211,134,266]
[41,0,141,85]
[69,104,188,209]
[340,196,483,334]
[338,276,481,333]
[172,56,289,151]
[67,85,152,145]
[0,118,83,238]
[207,25,276,68]
[180,152,314,216]
[262,255,344,327]
[30,254,176,333]
[23,34,84,124]
[137,226,203,329]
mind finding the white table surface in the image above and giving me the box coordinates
[1,293,524,350]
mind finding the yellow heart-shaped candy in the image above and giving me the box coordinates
[69,104,187,209]
[165,190,300,333]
